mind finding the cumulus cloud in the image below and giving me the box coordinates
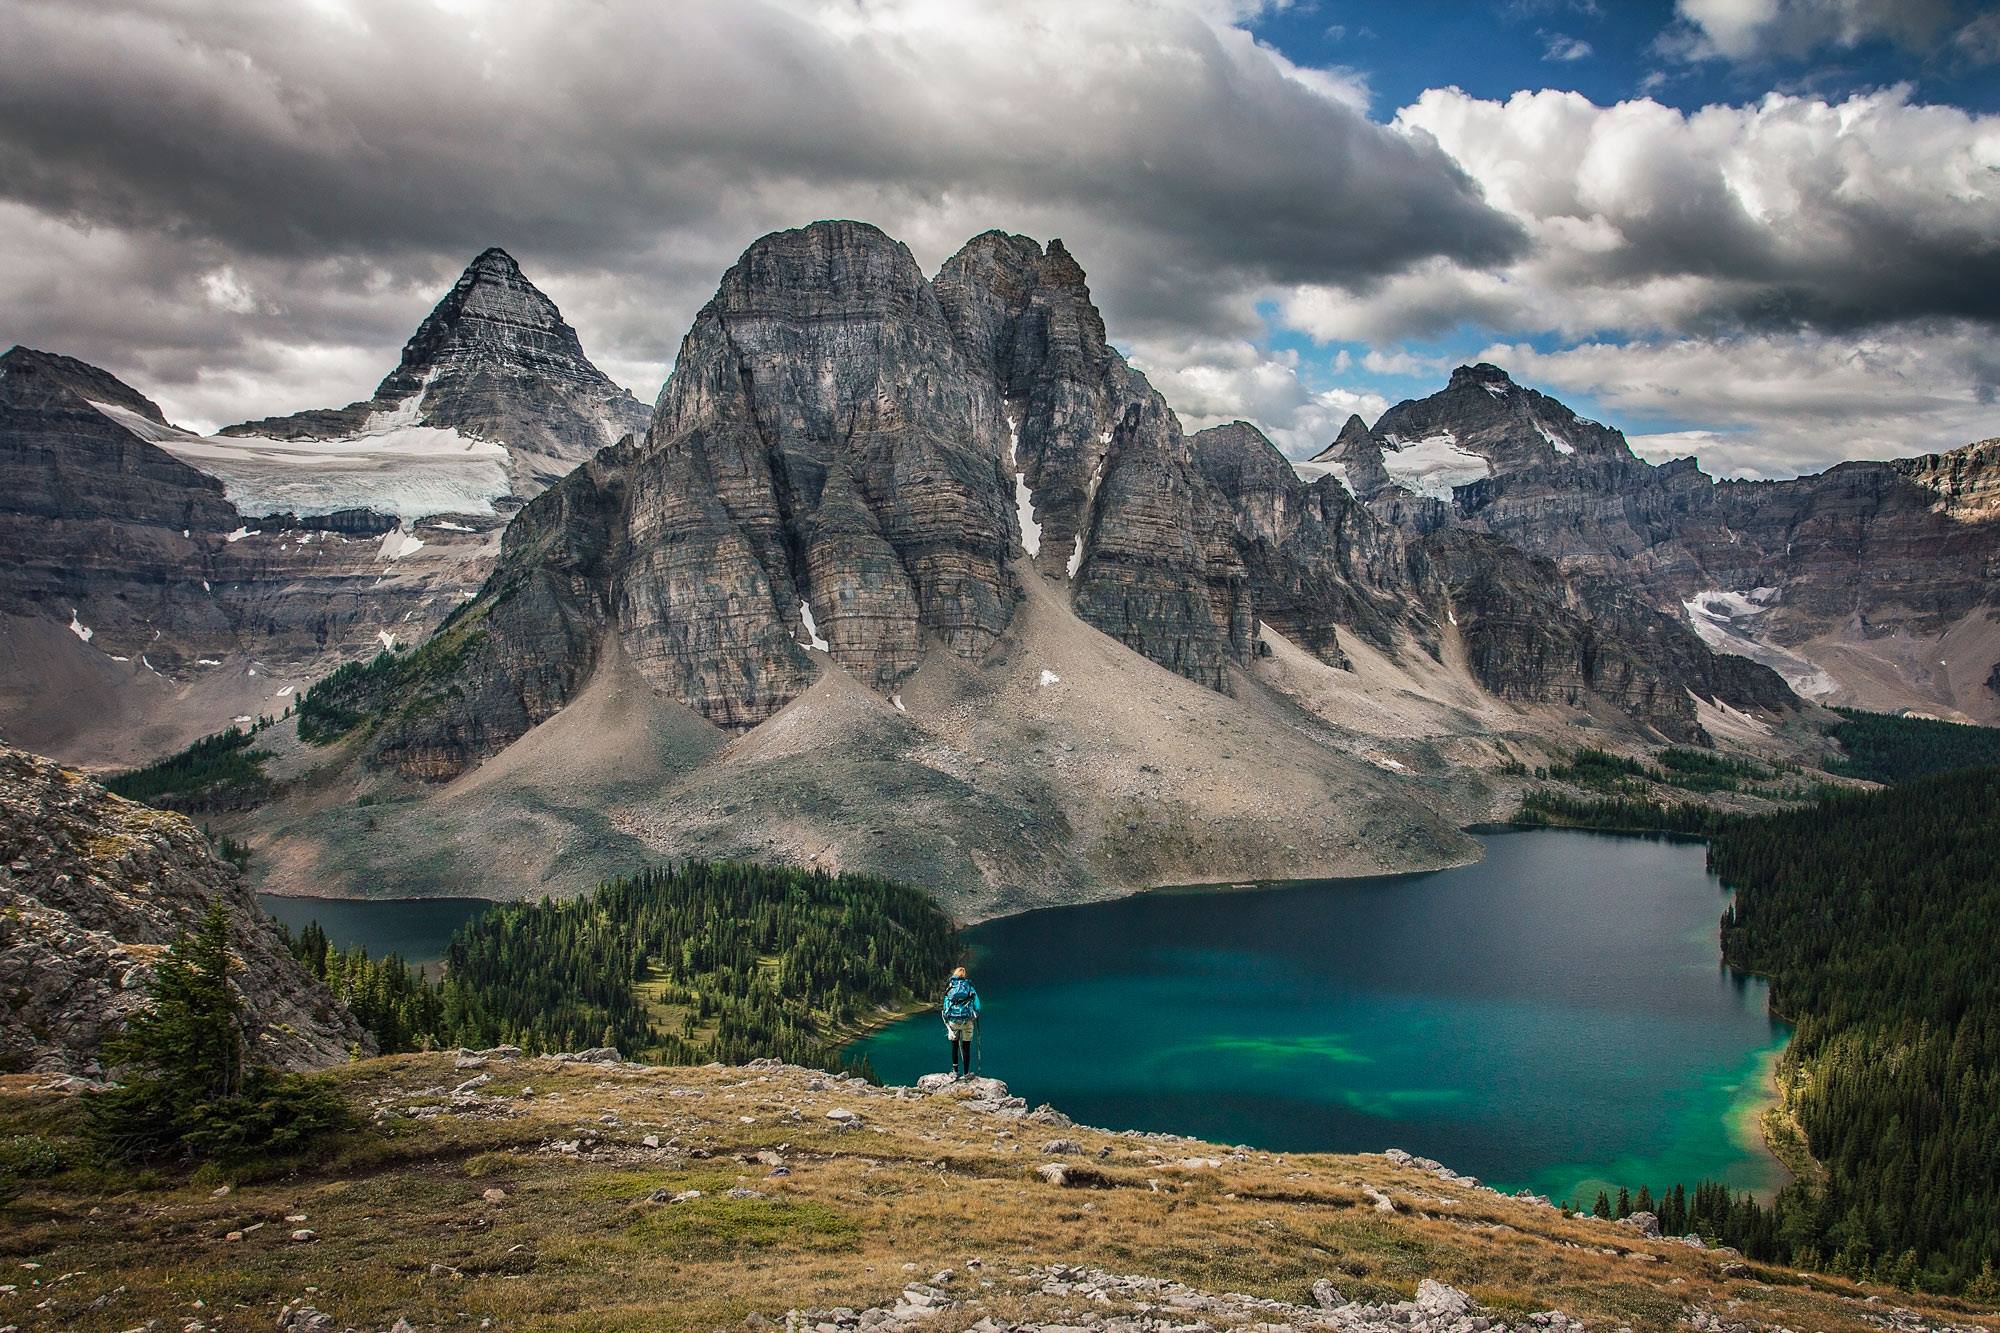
[1660,0,1974,63]
[1,0,1994,475]
[1476,323,2000,478]
[1129,337,1389,458]
[0,0,1515,430]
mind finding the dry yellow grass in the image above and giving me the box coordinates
[3,1057,1996,1333]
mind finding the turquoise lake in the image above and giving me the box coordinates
[850,828,1789,1207]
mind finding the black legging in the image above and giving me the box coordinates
[951,1035,974,1074]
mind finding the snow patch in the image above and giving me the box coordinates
[1480,382,1507,399]
[427,520,477,533]
[201,581,211,592]
[1038,669,1061,687]
[67,610,92,643]
[1006,416,1041,557]
[86,399,199,445]
[1290,458,1352,495]
[195,658,221,666]
[892,694,906,713]
[225,526,255,543]
[1533,421,1576,456]
[275,685,294,697]
[1378,431,1491,501]
[159,375,509,523]
[377,526,426,561]
[233,716,253,725]
[376,630,398,651]
[1683,588,1836,696]
[797,599,831,652]
[1068,454,1108,581]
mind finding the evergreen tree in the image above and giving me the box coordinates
[84,903,349,1165]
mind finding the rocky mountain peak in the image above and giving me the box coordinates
[1372,363,1633,482]
[215,248,650,501]
[1449,362,1514,388]
[2,345,174,427]
[376,245,613,401]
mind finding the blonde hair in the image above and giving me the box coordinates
[952,966,968,978]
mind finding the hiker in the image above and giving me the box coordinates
[943,965,981,1078]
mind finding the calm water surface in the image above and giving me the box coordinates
[851,828,1788,1205]
[258,894,491,968]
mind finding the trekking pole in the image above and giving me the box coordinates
[975,1021,983,1076]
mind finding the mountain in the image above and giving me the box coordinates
[230,222,1801,915]
[178,248,650,518]
[0,251,646,768]
[0,746,365,1077]
[1323,364,2000,722]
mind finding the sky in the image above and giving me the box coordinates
[2,0,1996,479]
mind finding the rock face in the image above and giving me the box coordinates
[0,347,238,667]
[331,224,1802,784]
[0,747,367,1076]
[1340,364,2000,719]
[217,248,649,500]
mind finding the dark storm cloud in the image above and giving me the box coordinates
[0,0,1524,425]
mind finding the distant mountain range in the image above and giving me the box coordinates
[0,248,642,766]
[2,221,1994,911]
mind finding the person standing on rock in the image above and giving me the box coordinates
[943,966,981,1078]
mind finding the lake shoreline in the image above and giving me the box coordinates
[850,828,1794,1205]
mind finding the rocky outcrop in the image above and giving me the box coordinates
[1422,530,1787,743]
[1191,419,1431,665]
[220,248,649,498]
[0,747,366,1076]
[937,232,1257,686]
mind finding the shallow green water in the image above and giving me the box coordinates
[850,828,1789,1206]
[258,894,490,968]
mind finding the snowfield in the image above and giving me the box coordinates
[1378,431,1491,501]
[1289,457,1353,495]
[1683,588,1838,697]
[139,385,513,523]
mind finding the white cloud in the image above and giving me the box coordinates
[1129,338,1388,459]
[1543,33,1594,61]
[1662,0,1965,63]
[1474,325,2000,478]
[0,0,1515,433]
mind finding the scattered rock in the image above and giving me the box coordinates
[1619,1210,1661,1238]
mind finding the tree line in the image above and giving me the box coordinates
[285,859,960,1074]
[1566,767,2000,1297]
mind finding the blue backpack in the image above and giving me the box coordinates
[943,977,978,1022]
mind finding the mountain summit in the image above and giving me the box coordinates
[198,249,650,511]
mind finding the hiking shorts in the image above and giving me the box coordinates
[945,1019,976,1041]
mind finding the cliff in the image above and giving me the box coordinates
[0,747,367,1076]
